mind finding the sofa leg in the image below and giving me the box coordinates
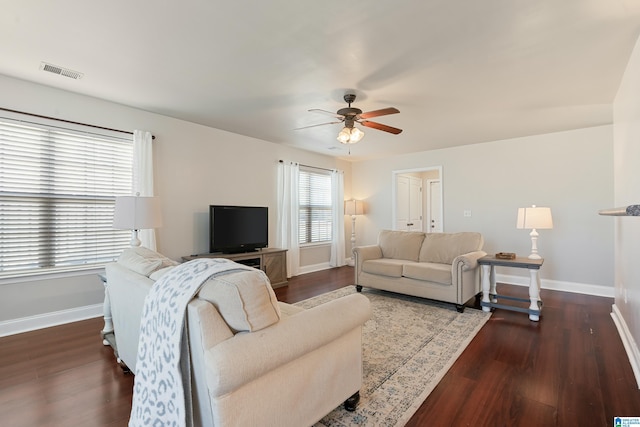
[355,285,363,292]
[117,358,131,374]
[474,292,482,308]
[344,391,360,412]
[455,304,465,313]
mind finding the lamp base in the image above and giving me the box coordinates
[528,229,541,260]
[348,215,357,266]
[130,230,141,247]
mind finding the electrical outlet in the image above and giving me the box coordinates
[464,210,472,218]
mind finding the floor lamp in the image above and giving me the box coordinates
[113,195,163,247]
[516,205,553,259]
[345,199,365,266]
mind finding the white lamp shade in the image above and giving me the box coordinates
[345,199,365,216]
[113,196,163,230]
[516,206,553,229]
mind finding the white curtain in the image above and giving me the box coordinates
[276,161,300,277]
[330,169,346,267]
[133,130,157,250]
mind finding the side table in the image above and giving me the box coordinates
[478,255,544,321]
[98,273,116,349]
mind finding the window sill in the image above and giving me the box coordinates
[300,242,331,249]
[0,266,107,286]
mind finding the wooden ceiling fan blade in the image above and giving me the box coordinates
[309,108,345,120]
[360,120,403,134]
[294,121,342,130]
[359,107,400,119]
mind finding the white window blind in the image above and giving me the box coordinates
[298,168,332,244]
[0,117,133,277]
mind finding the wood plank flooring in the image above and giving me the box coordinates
[1,266,638,426]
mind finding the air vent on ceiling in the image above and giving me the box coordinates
[40,62,84,80]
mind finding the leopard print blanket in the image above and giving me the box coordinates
[129,258,254,427]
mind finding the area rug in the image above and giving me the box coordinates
[294,286,491,427]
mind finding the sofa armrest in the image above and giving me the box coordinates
[453,250,487,271]
[204,293,371,397]
[451,250,487,300]
[353,245,382,262]
[106,262,155,373]
[352,245,383,283]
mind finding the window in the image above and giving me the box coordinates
[298,168,332,244]
[0,117,133,278]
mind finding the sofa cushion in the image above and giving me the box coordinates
[378,230,425,262]
[197,269,281,333]
[362,259,405,277]
[402,262,452,285]
[419,232,483,264]
[117,246,178,277]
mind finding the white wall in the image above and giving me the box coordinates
[612,34,640,385]
[0,70,621,333]
[352,126,614,292]
[0,74,351,330]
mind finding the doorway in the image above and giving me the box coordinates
[392,166,443,233]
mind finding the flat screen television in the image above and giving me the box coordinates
[209,205,268,254]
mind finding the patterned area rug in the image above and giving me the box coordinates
[294,286,491,427]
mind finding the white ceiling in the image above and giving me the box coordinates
[2,1,640,161]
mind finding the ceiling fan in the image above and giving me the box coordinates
[297,93,402,144]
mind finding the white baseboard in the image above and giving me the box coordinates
[0,303,104,337]
[0,273,615,337]
[611,304,640,389]
[298,262,332,275]
[495,274,615,298]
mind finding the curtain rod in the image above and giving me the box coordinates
[278,159,336,172]
[0,107,155,140]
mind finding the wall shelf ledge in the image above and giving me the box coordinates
[598,205,640,216]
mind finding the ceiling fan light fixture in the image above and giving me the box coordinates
[337,126,365,144]
[351,126,364,142]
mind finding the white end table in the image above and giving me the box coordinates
[478,255,544,321]
[98,273,115,347]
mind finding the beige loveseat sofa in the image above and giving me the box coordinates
[353,230,486,312]
[106,247,371,427]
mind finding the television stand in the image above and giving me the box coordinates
[182,248,288,288]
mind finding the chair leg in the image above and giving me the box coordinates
[344,391,360,412]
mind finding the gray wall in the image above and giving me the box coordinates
[0,74,351,326]
[0,71,620,330]
[352,125,614,290]
[613,33,640,381]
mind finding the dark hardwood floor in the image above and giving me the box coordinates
[1,266,638,426]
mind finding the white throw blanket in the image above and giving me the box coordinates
[129,258,256,427]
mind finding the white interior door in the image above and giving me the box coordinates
[395,175,423,231]
[408,177,423,231]
[427,179,442,232]
[392,167,443,233]
[395,175,410,230]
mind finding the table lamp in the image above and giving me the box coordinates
[516,205,553,259]
[113,195,162,247]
